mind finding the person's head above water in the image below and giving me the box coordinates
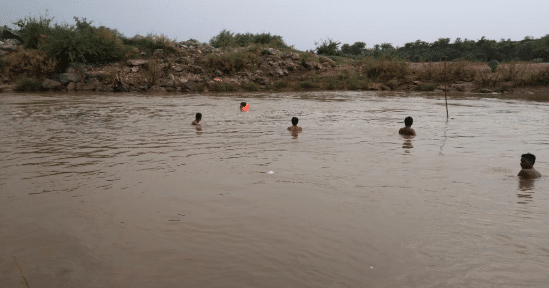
[195,113,202,121]
[521,153,536,169]
[240,102,246,109]
[291,117,299,126]
[404,116,413,127]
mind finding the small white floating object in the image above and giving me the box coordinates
[371,266,373,269]
[268,171,274,174]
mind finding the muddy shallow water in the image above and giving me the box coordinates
[1,91,548,288]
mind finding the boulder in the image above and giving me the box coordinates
[254,77,269,85]
[59,67,83,85]
[182,79,197,91]
[172,64,184,72]
[127,59,149,66]
[0,39,20,51]
[67,82,76,91]
[452,82,474,92]
[2,30,24,43]
[149,85,167,92]
[270,67,284,77]
[0,84,15,93]
[480,88,492,93]
[188,65,204,74]
[41,79,62,90]
[82,79,100,91]
[130,66,140,73]
[75,82,86,91]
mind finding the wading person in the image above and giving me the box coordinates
[287,117,302,135]
[240,102,250,112]
[399,116,416,136]
[518,153,541,179]
[192,113,202,125]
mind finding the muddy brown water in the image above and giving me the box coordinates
[1,92,548,288]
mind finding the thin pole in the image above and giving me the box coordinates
[444,61,449,119]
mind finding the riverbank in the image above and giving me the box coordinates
[1,38,548,99]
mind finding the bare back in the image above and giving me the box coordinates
[518,168,541,179]
[399,127,416,136]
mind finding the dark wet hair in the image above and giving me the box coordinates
[292,117,299,126]
[240,102,246,107]
[521,153,536,165]
[404,116,413,127]
[195,113,202,120]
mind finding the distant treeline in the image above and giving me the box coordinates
[316,35,549,62]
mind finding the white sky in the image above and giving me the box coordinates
[1,0,548,51]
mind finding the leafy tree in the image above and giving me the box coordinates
[315,38,341,56]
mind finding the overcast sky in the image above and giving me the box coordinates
[2,0,548,51]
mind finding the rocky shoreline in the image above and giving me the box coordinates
[0,38,546,96]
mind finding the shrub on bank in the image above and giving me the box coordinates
[243,82,259,91]
[209,81,240,92]
[359,58,410,82]
[415,61,477,83]
[420,82,437,91]
[6,49,56,76]
[13,14,126,72]
[210,30,290,49]
[0,58,10,74]
[15,76,42,91]
[122,34,177,55]
[204,50,260,75]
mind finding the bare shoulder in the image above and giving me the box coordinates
[399,127,415,136]
[518,169,542,179]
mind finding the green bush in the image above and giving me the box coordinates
[12,14,126,72]
[299,81,317,90]
[42,18,126,71]
[360,58,410,81]
[209,81,240,92]
[315,38,341,56]
[15,76,42,91]
[204,51,260,75]
[0,58,10,73]
[12,13,53,49]
[123,34,176,55]
[272,80,288,90]
[210,30,290,49]
[420,83,437,91]
[7,49,56,76]
[243,82,259,91]
[488,60,499,73]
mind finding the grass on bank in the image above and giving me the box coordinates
[5,13,178,73]
[15,76,42,91]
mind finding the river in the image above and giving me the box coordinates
[1,91,548,287]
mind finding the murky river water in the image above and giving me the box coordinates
[1,91,548,287]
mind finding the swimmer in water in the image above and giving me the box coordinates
[399,116,416,136]
[192,113,202,125]
[240,102,250,112]
[518,153,541,179]
[287,117,302,135]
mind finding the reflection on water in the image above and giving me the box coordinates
[1,92,549,288]
[401,135,414,152]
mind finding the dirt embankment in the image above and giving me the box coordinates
[1,39,548,97]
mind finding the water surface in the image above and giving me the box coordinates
[1,92,548,287]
